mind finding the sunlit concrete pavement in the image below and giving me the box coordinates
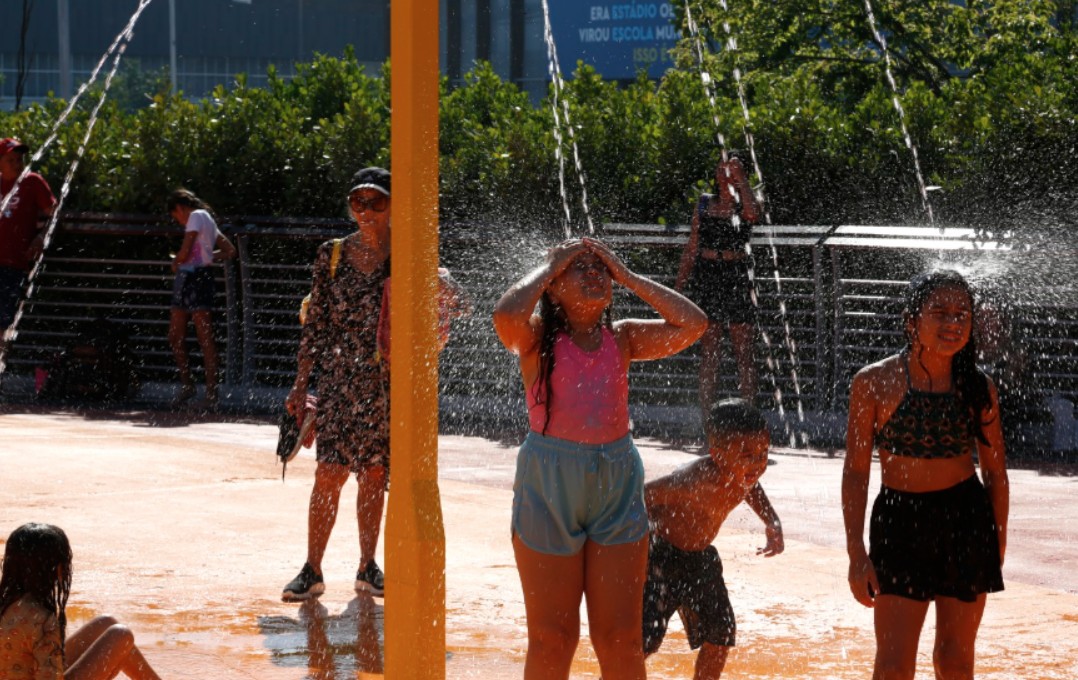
[2,407,1076,679]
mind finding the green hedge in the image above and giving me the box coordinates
[1,3,1074,236]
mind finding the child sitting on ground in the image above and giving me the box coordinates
[642,398,784,679]
[0,523,163,680]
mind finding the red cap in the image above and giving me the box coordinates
[0,138,30,157]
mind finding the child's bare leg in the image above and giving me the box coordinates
[191,310,218,399]
[728,322,757,403]
[697,323,724,422]
[64,617,162,680]
[584,537,648,680]
[168,308,193,388]
[932,594,986,680]
[119,645,164,680]
[873,595,930,680]
[513,534,584,680]
[64,616,119,663]
[694,642,730,680]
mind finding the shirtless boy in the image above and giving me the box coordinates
[642,398,784,679]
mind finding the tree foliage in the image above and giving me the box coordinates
[0,3,1074,232]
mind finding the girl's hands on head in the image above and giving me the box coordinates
[545,239,588,277]
[581,238,632,286]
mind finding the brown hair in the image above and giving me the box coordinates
[166,188,214,218]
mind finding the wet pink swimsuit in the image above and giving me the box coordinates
[526,328,630,444]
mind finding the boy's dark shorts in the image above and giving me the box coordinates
[870,474,1004,602]
[0,266,26,329]
[642,534,736,654]
[171,267,216,311]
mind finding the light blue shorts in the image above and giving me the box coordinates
[512,431,648,556]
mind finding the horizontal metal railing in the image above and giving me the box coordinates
[826,227,1078,452]
[4,215,1075,446]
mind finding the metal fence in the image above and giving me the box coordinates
[4,214,1076,447]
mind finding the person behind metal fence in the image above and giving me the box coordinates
[842,269,1008,680]
[0,138,56,336]
[0,523,163,680]
[166,188,237,410]
[641,398,783,679]
[493,237,707,680]
[675,153,762,417]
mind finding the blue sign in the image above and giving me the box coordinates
[547,2,681,80]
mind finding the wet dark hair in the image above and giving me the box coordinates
[707,398,768,437]
[166,188,214,217]
[533,291,613,436]
[0,523,73,651]
[904,270,991,444]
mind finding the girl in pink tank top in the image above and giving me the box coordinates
[525,326,629,443]
[493,237,707,680]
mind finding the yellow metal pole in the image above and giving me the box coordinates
[385,0,445,677]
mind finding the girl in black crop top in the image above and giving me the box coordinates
[675,155,762,418]
[842,270,1009,679]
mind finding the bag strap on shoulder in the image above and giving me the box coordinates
[329,238,343,279]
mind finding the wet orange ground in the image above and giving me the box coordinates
[2,407,1076,679]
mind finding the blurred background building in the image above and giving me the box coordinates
[1,0,679,109]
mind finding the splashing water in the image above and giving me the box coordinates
[683,2,727,154]
[862,0,935,227]
[539,0,594,237]
[683,0,807,445]
[0,0,155,381]
[714,0,810,442]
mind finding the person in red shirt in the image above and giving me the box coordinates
[0,138,56,335]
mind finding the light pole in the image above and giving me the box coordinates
[168,0,177,91]
[57,0,72,99]
[386,0,446,676]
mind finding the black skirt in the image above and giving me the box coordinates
[686,259,756,325]
[870,475,1004,602]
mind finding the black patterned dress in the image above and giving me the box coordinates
[299,239,390,471]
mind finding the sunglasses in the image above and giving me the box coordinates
[348,193,389,213]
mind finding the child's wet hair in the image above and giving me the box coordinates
[707,398,767,436]
[903,269,975,325]
[0,523,73,646]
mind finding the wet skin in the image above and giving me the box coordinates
[874,285,983,493]
[646,430,779,554]
[843,281,1009,611]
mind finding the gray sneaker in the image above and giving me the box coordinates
[282,563,325,602]
[354,560,384,596]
